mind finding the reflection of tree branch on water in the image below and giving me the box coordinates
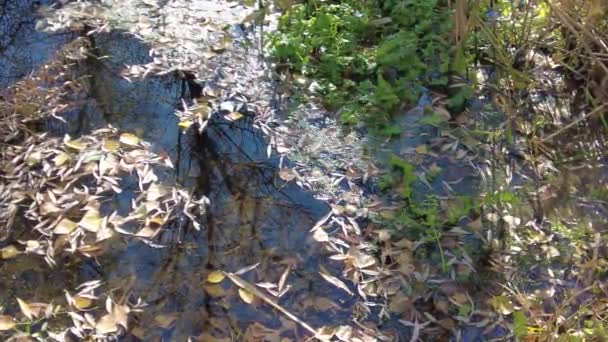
[198,120,317,211]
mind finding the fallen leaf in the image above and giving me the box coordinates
[206,271,226,284]
[203,284,226,298]
[312,228,329,242]
[64,137,85,150]
[26,151,42,166]
[96,314,118,334]
[224,112,244,121]
[238,288,255,304]
[319,272,353,295]
[79,210,102,233]
[54,218,78,235]
[102,140,120,153]
[0,245,19,259]
[490,295,514,315]
[278,168,296,182]
[17,298,35,320]
[119,133,140,147]
[73,296,93,310]
[146,183,168,201]
[348,248,376,268]
[0,315,16,331]
[53,152,71,166]
[334,325,353,341]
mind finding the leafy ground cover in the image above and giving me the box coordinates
[269,0,608,340]
[1,0,607,341]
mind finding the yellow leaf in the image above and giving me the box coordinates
[79,210,102,233]
[102,139,120,152]
[0,245,19,259]
[0,315,16,331]
[178,121,193,129]
[206,271,226,284]
[73,296,93,310]
[193,105,209,119]
[238,288,255,304]
[17,298,34,320]
[64,138,86,150]
[54,218,78,234]
[224,112,243,121]
[25,151,42,166]
[119,133,140,147]
[53,152,71,167]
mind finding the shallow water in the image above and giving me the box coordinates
[0,2,356,340]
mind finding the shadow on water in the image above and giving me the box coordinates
[0,0,73,89]
[0,4,354,340]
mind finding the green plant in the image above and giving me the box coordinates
[268,0,470,127]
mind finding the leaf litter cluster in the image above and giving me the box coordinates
[0,27,206,341]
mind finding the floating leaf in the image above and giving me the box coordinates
[224,112,243,121]
[319,272,353,295]
[278,168,297,182]
[0,245,19,259]
[178,121,193,129]
[0,315,16,331]
[54,218,78,235]
[203,284,226,298]
[79,210,102,233]
[119,133,140,147]
[238,288,255,304]
[206,271,226,284]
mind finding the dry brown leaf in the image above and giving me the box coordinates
[278,168,297,182]
[318,272,353,295]
[96,314,118,334]
[54,218,78,235]
[0,315,16,331]
[17,298,35,320]
[312,228,329,242]
[348,248,376,269]
[79,209,102,233]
